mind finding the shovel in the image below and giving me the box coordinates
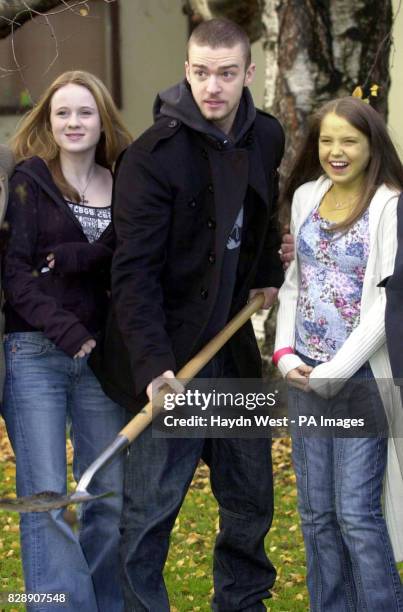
[0,293,265,513]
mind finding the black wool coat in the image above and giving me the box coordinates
[90,109,285,412]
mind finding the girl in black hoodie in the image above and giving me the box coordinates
[2,70,131,612]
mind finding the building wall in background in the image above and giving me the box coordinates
[119,1,186,138]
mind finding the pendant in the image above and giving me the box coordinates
[80,194,88,205]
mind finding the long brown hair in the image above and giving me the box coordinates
[280,97,403,231]
[10,70,132,202]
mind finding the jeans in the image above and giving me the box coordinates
[2,332,126,612]
[290,355,403,611]
[120,349,275,611]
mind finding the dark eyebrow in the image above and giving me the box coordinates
[191,63,240,70]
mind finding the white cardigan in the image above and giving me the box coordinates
[275,176,403,560]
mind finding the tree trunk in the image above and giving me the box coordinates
[188,0,264,42]
[261,0,393,176]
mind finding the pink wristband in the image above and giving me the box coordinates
[272,347,295,368]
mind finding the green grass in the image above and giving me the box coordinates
[0,455,24,612]
[165,439,308,612]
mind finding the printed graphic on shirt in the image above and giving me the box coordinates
[227,208,244,250]
[67,202,111,243]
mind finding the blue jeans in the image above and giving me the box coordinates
[2,332,126,612]
[290,355,403,611]
[120,349,275,611]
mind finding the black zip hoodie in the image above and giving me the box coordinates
[154,79,256,145]
[2,156,114,357]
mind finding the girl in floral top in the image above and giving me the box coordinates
[274,97,403,611]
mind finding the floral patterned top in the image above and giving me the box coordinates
[295,204,370,362]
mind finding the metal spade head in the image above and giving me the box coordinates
[0,436,128,513]
[0,490,113,513]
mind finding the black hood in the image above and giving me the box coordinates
[16,155,54,185]
[153,80,256,145]
[14,156,87,234]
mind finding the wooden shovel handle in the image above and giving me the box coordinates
[120,293,265,444]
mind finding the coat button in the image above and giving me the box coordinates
[200,288,208,300]
[208,252,216,264]
[201,149,208,159]
[188,199,196,209]
[168,119,178,128]
[207,217,216,229]
[208,184,214,193]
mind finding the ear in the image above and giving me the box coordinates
[185,61,191,85]
[244,63,256,87]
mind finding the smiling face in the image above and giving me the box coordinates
[50,83,102,157]
[185,42,255,135]
[319,112,371,190]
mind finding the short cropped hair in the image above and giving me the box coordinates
[187,18,251,68]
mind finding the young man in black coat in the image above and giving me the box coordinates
[92,18,284,611]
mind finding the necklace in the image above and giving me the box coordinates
[78,166,95,205]
[330,187,358,210]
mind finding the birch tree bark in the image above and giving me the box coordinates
[261,0,393,175]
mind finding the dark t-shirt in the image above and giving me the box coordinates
[200,205,244,345]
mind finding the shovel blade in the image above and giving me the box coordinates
[0,490,113,513]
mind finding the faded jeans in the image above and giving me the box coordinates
[2,332,126,612]
[290,356,403,611]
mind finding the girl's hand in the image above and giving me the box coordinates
[74,339,96,359]
[286,364,313,391]
[47,252,55,269]
[279,225,295,269]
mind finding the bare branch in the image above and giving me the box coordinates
[0,0,105,39]
[0,1,61,38]
[0,0,115,106]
